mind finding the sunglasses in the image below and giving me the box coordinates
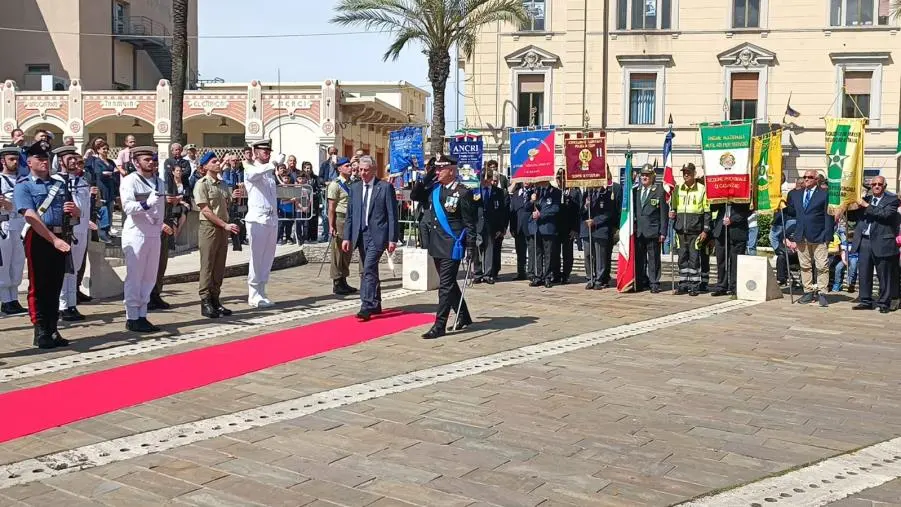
[803,176,817,179]
[871,182,885,187]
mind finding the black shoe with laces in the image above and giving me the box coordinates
[60,307,85,322]
[421,326,445,339]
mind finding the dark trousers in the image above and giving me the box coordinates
[307,214,319,242]
[433,257,470,326]
[676,232,701,289]
[552,234,573,279]
[533,235,555,282]
[151,232,170,299]
[514,232,528,276]
[700,247,711,288]
[478,231,502,279]
[230,205,247,250]
[356,228,383,312]
[277,211,294,241]
[636,236,661,289]
[858,237,894,309]
[715,237,747,292]
[294,219,308,245]
[583,236,612,284]
[774,245,789,283]
[24,230,65,332]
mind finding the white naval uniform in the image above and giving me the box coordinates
[120,171,164,320]
[0,172,26,304]
[242,158,279,306]
[59,174,91,310]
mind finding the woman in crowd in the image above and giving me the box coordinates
[84,137,117,242]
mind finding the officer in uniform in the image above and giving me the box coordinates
[473,169,508,284]
[194,151,241,318]
[669,163,711,296]
[574,180,622,290]
[635,164,669,293]
[244,140,285,308]
[410,154,477,339]
[528,180,561,288]
[54,146,91,321]
[327,157,358,295]
[552,170,579,284]
[710,201,751,296]
[14,141,77,348]
[0,146,28,315]
[121,146,171,332]
[508,182,533,280]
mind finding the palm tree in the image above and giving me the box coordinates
[331,0,529,155]
[170,0,189,144]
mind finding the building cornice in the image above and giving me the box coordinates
[615,54,674,67]
[829,52,893,65]
[504,45,561,70]
[717,43,776,67]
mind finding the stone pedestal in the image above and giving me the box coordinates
[402,248,438,291]
[82,241,123,299]
[736,254,783,302]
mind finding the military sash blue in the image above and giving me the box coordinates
[431,184,466,261]
[337,178,350,195]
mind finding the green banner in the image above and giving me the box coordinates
[824,118,865,214]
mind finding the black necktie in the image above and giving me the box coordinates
[362,184,371,227]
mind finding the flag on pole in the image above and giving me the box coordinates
[784,92,800,120]
[895,123,901,159]
[662,128,676,201]
[616,150,636,293]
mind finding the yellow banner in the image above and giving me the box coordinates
[752,130,783,213]
[825,117,865,214]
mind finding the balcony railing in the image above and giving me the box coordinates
[113,15,171,48]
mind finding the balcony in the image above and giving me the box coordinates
[112,16,174,85]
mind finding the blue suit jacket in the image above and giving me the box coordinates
[527,186,561,236]
[783,187,834,244]
[343,178,399,250]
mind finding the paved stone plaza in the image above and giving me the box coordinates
[1,261,900,506]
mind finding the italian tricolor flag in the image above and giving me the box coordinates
[616,151,636,293]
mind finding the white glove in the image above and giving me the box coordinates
[272,153,286,166]
[145,191,159,208]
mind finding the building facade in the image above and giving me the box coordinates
[463,0,901,189]
[0,0,199,92]
[0,79,429,172]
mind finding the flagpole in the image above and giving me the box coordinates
[666,115,677,295]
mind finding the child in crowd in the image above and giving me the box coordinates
[831,224,858,292]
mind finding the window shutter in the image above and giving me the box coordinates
[518,74,545,93]
[731,73,759,100]
[844,71,872,95]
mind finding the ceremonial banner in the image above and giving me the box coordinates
[752,130,783,214]
[449,133,484,190]
[825,117,866,214]
[510,127,556,183]
[563,132,606,187]
[700,120,754,204]
[388,126,424,176]
[662,129,676,201]
[616,151,636,293]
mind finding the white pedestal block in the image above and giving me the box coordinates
[736,254,783,302]
[82,241,124,299]
[402,248,439,291]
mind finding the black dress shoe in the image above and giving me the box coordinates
[650,286,661,294]
[76,291,93,303]
[485,277,495,285]
[689,289,699,297]
[333,280,354,296]
[544,280,553,289]
[51,331,69,347]
[356,310,372,322]
[341,278,359,294]
[529,279,541,287]
[473,277,484,284]
[674,287,688,295]
[593,282,604,290]
[852,303,874,310]
[35,333,57,349]
[711,289,730,297]
[449,315,473,331]
[139,317,160,332]
[201,300,220,319]
[11,301,28,314]
[585,282,595,290]
[879,307,891,314]
[60,307,86,322]
[213,299,232,316]
[421,326,445,339]
[127,318,158,333]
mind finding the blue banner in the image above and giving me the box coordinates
[388,127,424,176]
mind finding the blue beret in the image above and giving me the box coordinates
[199,151,217,167]
[335,157,350,167]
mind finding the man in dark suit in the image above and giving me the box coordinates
[411,154,477,339]
[508,182,532,280]
[552,170,579,284]
[848,176,900,313]
[342,156,399,321]
[574,182,621,290]
[783,169,835,306]
[634,165,668,293]
[528,181,561,288]
[474,169,508,284]
[709,202,751,296]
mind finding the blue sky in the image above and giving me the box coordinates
[197,0,465,129]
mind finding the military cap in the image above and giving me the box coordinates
[51,145,78,157]
[0,145,20,157]
[199,151,217,167]
[130,146,157,158]
[335,157,351,167]
[25,141,51,158]
[639,164,655,175]
[434,153,458,167]
[184,144,197,151]
[681,163,696,173]
[250,140,272,151]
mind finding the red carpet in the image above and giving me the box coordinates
[0,310,432,443]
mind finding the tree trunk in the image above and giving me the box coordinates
[170,0,189,144]
[427,49,452,156]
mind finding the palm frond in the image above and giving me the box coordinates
[384,28,424,61]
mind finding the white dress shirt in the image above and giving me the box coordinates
[243,159,278,226]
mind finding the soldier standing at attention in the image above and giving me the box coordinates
[54,146,91,322]
[575,179,622,290]
[194,151,241,318]
[0,146,28,315]
[244,140,285,308]
[120,147,171,333]
[327,157,358,296]
[411,154,477,339]
[634,165,669,293]
[14,141,77,348]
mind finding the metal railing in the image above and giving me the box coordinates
[113,15,171,47]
